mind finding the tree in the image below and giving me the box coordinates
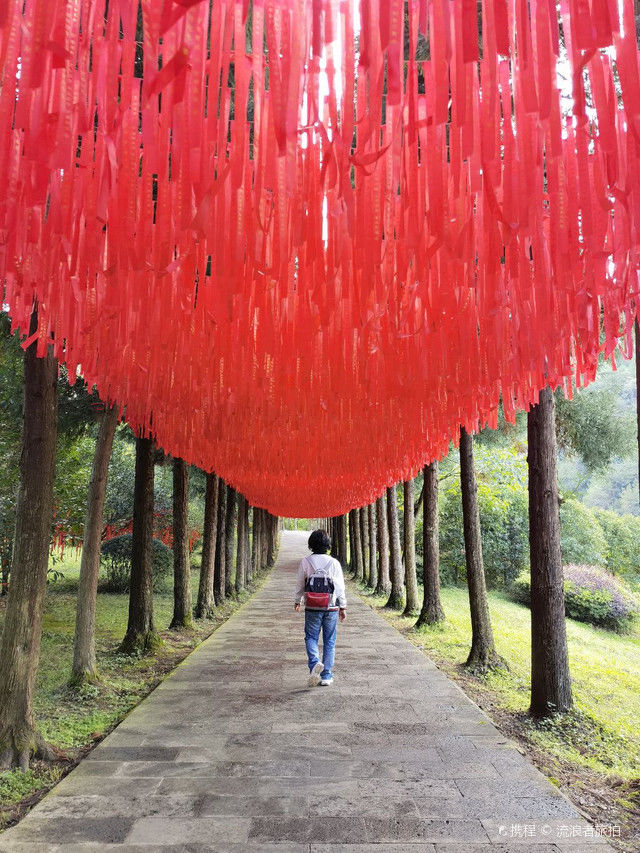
[242,497,251,584]
[360,506,370,583]
[120,436,158,654]
[528,387,573,716]
[235,493,248,593]
[260,508,269,567]
[347,509,357,573]
[266,512,278,565]
[338,513,348,570]
[402,479,420,615]
[169,458,192,629]
[367,504,377,589]
[415,461,445,626]
[72,403,119,682]
[251,505,261,577]
[245,504,254,584]
[385,485,404,609]
[375,493,390,595]
[214,476,227,602]
[459,427,505,674]
[195,472,218,618]
[224,484,237,597]
[350,508,364,581]
[0,311,59,769]
[555,384,634,474]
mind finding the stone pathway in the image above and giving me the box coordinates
[1,531,613,852]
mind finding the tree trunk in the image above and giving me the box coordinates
[347,509,355,573]
[169,458,192,629]
[459,427,504,673]
[251,506,261,577]
[347,509,358,579]
[72,403,118,683]
[224,485,237,596]
[403,479,420,615]
[416,461,445,627]
[330,517,340,561]
[339,514,348,571]
[260,509,269,567]
[367,504,377,589]
[360,506,370,584]
[355,508,365,580]
[385,485,404,609]
[528,387,573,716]
[214,476,227,602]
[266,512,277,566]
[246,505,254,583]
[260,509,269,569]
[242,499,251,586]
[120,436,157,654]
[0,314,59,770]
[375,494,390,595]
[195,472,218,618]
[235,494,248,594]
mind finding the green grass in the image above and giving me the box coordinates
[358,583,640,849]
[0,552,269,829]
[366,586,640,776]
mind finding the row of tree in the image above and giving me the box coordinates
[326,390,572,719]
[0,317,279,771]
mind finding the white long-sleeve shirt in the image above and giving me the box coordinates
[294,553,347,611]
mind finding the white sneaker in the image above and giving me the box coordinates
[320,677,334,686]
[308,662,323,686]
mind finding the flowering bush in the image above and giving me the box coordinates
[510,564,638,632]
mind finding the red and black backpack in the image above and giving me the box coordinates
[304,558,335,610]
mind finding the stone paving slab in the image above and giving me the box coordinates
[0,531,613,852]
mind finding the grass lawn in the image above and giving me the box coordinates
[0,551,268,831]
[357,584,640,852]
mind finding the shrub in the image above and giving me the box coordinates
[563,565,638,631]
[592,508,640,580]
[510,571,531,606]
[509,565,638,632]
[559,498,608,567]
[100,533,173,593]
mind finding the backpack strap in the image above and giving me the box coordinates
[306,556,333,573]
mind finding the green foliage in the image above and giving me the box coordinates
[559,498,608,566]
[592,507,640,579]
[102,432,177,531]
[100,533,173,593]
[556,357,638,512]
[0,310,110,572]
[0,314,23,575]
[103,432,137,529]
[510,571,531,606]
[510,565,639,632]
[555,379,635,474]
[0,767,63,808]
[52,431,97,547]
[438,445,529,588]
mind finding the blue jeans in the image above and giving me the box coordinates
[304,609,339,679]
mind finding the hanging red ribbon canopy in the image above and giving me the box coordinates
[1,0,639,517]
